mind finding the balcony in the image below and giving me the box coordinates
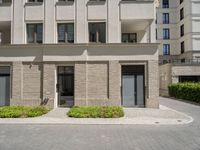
[25,2,44,21]
[161,59,200,66]
[0,1,12,21]
[121,20,152,43]
[56,1,75,21]
[120,0,154,20]
[87,1,107,20]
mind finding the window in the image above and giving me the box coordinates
[162,0,169,8]
[163,44,170,55]
[58,0,74,2]
[180,0,184,4]
[180,24,184,37]
[27,24,43,44]
[181,41,185,54]
[0,32,2,44]
[180,8,184,20]
[179,76,200,83]
[89,0,106,2]
[163,13,169,24]
[57,23,74,43]
[0,0,12,4]
[163,28,170,39]
[122,33,137,43]
[28,0,43,2]
[156,29,157,40]
[89,22,106,43]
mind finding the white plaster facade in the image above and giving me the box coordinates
[157,0,200,61]
[0,0,156,45]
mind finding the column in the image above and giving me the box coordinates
[146,60,159,108]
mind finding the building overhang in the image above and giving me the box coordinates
[0,43,159,62]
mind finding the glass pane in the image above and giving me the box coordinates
[122,34,128,43]
[136,75,144,106]
[89,23,106,43]
[67,24,74,43]
[89,23,96,42]
[27,24,35,43]
[36,24,43,43]
[58,24,65,43]
[98,23,106,43]
[0,66,10,75]
[123,75,135,107]
[130,34,137,43]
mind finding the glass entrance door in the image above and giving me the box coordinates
[122,65,145,107]
[57,66,74,107]
[0,66,10,106]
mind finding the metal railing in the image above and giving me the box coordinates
[161,59,200,65]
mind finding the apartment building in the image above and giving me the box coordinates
[0,0,159,108]
[157,0,200,96]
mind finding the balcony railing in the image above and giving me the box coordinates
[161,59,200,66]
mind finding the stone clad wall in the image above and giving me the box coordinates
[146,60,159,108]
[87,62,108,101]
[23,63,41,100]
[10,60,159,108]
[75,61,121,106]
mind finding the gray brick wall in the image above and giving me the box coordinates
[42,64,55,107]
[108,61,121,104]
[146,60,159,108]
[23,63,41,100]
[11,62,23,105]
[87,62,108,100]
[74,62,87,104]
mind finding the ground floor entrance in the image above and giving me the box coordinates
[57,66,74,107]
[122,65,145,107]
[0,66,10,106]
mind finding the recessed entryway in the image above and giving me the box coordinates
[57,66,74,107]
[122,65,145,107]
[0,66,10,106]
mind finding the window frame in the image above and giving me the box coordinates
[88,22,106,43]
[162,0,169,8]
[122,33,137,43]
[57,23,74,43]
[26,23,43,44]
[163,13,169,24]
[163,44,170,55]
[163,28,170,40]
[180,24,184,37]
[181,41,185,54]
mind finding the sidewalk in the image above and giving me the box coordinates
[0,105,193,125]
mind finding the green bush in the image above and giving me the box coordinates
[67,106,124,118]
[168,82,200,103]
[0,106,51,118]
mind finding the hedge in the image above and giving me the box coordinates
[168,82,200,103]
[0,106,51,118]
[67,106,124,118]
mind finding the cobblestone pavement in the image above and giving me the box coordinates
[0,97,200,150]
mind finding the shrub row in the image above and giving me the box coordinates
[168,82,200,103]
[67,106,124,118]
[0,106,51,118]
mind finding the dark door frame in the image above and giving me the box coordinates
[0,66,11,106]
[121,65,145,107]
[57,66,75,107]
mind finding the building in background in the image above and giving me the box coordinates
[0,0,159,108]
[157,0,200,96]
